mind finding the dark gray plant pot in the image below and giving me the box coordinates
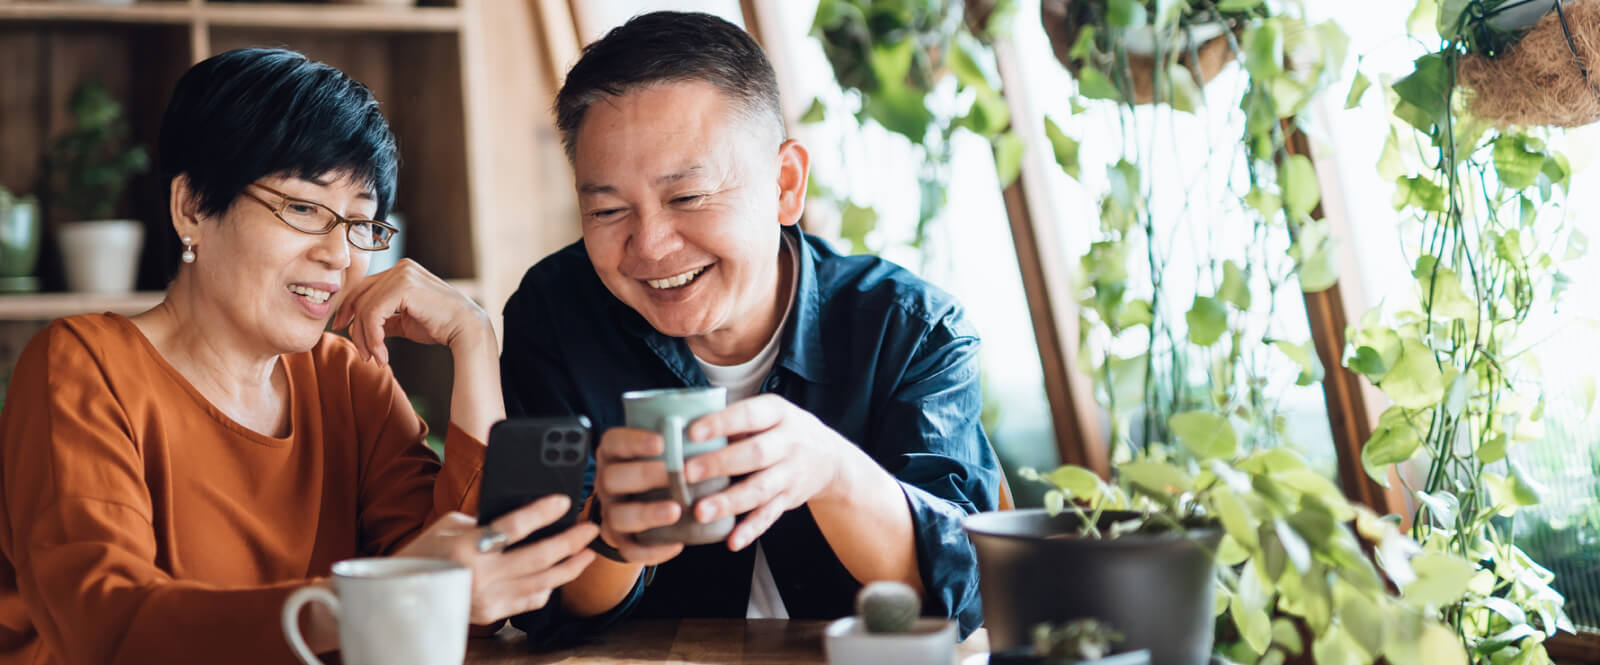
[989,648,1152,665]
[964,509,1221,665]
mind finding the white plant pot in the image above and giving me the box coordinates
[824,616,957,665]
[58,220,143,294]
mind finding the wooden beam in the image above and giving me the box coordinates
[1549,631,1600,665]
[993,40,1109,477]
[1283,121,1407,517]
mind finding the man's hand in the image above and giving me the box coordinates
[592,427,690,565]
[680,394,850,551]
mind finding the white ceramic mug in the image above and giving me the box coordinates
[281,557,471,665]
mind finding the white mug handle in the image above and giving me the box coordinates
[282,585,341,665]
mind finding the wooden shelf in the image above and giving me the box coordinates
[0,279,480,320]
[0,2,462,32]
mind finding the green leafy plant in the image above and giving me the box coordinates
[808,0,1015,252]
[46,80,150,222]
[1051,0,1346,467]
[1341,1,1579,662]
[1026,437,1471,665]
[1030,618,1123,662]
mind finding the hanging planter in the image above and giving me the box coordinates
[1458,0,1600,127]
[1040,0,1236,105]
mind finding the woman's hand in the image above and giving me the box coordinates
[397,495,600,625]
[332,258,492,365]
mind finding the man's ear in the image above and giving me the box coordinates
[776,139,810,228]
[168,174,205,242]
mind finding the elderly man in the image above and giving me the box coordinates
[502,10,1000,644]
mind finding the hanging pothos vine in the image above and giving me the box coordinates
[1342,0,1579,663]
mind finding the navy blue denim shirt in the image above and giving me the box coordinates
[501,226,999,644]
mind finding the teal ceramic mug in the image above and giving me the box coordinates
[622,387,736,545]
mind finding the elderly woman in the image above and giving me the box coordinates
[0,49,594,665]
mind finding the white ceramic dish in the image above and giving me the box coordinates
[824,616,958,665]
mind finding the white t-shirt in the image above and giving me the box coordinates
[693,234,798,620]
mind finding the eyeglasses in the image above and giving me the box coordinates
[241,183,398,251]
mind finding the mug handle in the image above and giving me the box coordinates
[662,414,693,510]
[282,585,340,665]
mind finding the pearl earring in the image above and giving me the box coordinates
[181,236,196,264]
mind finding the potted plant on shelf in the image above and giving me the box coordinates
[0,185,42,293]
[1338,0,1582,662]
[46,80,150,294]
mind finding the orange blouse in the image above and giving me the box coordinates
[0,313,484,665]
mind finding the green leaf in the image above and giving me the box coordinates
[1187,296,1228,346]
[1245,187,1281,220]
[1169,410,1238,459]
[1438,0,1471,38]
[1392,53,1451,132]
[800,97,827,124]
[993,131,1024,189]
[1393,175,1446,211]
[1408,0,1439,36]
[1243,20,1284,82]
[1348,345,1389,378]
[1273,339,1325,386]
[1119,461,1193,495]
[1272,617,1305,655]
[1405,552,1474,606]
[1232,594,1273,655]
[1220,261,1251,310]
[1413,258,1476,320]
[1379,339,1445,409]
[1508,459,1547,506]
[839,202,878,255]
[1311,623,1368,665]
[1106,0,1147,27]
[1213,487,1260,550]
[1363,406,1421,485]
[1043,488,1065,515]
[1378,132,1407,181]
[1217,0,1263,10]
[1494,135,1544,190]
[1346,72,1372,109]
[1069,25,1097,63]
[1297,237,1339,293]
[1107,160,1142,213]
[1046,465,1103,500]
[1043,116,1081,179]
[1282,154,1321,220]
[1476,432,1508,464]
[1275,517,1312,574]
[1334,581,1386,657]
[1077,66,1121,101]
[950,40,993,92]
[1167,63,1202,113]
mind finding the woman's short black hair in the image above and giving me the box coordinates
[555,11,784,162]
[158,48,398,220]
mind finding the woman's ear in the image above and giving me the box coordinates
[776,139,810,228]
[168,174,207,244]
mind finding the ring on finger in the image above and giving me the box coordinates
[475,526,510,554]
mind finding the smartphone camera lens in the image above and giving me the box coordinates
[543,449,561,464]
[564,429,583,444]
[545,430,563,444]
[563,448,581,464]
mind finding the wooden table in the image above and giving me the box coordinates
[467,619,990,664]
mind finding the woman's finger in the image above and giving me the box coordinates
[475,549,597,622]
[486,522,598,584]
[485,494,573,544]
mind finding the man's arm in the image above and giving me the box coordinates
[683,313,1000,633]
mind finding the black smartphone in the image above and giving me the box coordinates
[477,416,591,550]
